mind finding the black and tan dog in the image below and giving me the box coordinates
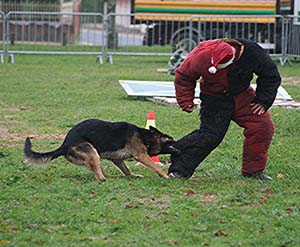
[24,119,180,181]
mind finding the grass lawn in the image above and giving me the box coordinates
[0,54,300,247]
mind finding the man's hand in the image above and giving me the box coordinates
[250,103,266,115]
[182,104,194,113]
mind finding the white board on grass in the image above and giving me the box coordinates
[119,80,196,97]
[119,80,293,101]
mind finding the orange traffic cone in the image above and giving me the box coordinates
[145,111,162,165]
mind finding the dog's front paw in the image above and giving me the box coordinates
[159,173,170,179]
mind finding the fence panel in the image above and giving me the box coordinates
[187,15,284,57]
[286,16,300,58]
[2,12,294,64]
[105,13,198,57]
[106,13,285,59]
[5,11,104,60]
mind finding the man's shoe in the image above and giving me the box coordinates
[254,172,272,180]
[245,172,272,181]
[168,172,186,179]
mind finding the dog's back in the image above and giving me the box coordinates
[62,119,140,155]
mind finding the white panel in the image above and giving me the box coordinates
[119,80,293,101]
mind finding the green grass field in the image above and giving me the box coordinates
[0,54,300,247]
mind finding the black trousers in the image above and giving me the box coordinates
[168,93,235,178]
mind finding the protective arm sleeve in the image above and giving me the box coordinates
[174,58,201,110]
[253,47,281,110]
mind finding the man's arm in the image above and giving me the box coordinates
[252,44,281,111]
[174,55,201,112]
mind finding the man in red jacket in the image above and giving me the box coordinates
[168,38,281,180]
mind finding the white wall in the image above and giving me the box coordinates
[115,0,131,27]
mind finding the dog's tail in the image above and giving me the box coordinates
[24,137,66,165]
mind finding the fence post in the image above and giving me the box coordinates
[280,16,291,65]
[3,12,11,63]
[4,13,7,56]
[4,12,15,64]
[0,12,4,63]
[189,18,193,52]
[103,2,114,63]
[103,1,108,62]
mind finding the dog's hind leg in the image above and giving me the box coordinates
[65,142,106,181]
[112,160,143,178]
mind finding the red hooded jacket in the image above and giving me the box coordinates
[174,39,281,110]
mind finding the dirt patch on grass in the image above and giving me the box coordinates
[282,77,300,85]
[0,133,65,148]
[0,121,64,147]
[1,103,64,145]
[0,133,65,142]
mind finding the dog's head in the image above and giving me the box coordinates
[146,126,181,156]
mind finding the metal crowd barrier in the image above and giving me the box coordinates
[104,13,194,57]
[187,15,284,57]
[99,13,287,63]
[286,15,300,60]
[4,11,106,63]
[0,11,299,64]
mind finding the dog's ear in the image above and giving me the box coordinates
[149,126,160,133]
